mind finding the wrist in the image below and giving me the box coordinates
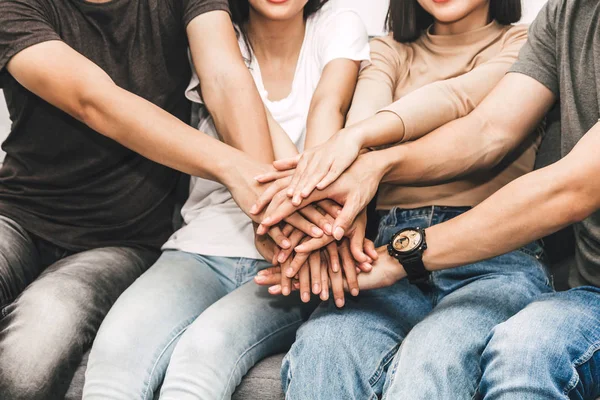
[342,124,369,151]
[379,145,407,184]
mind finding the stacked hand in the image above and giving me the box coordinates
[240,131,403,306]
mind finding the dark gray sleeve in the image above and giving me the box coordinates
[0,0,61,77]
[509,0,559,95]
[182,0,230,28]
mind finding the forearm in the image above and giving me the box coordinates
[423,162,586,271]
[344,111,405,149]
[82,82,247,183]
[378,113,509,185]
[304,101,346,149]
[201,67,274,163]
[266,107,298,159]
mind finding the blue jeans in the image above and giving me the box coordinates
[0,215,157,400]
[479,287,600,400]
[83,250,318,400]
[282,206,552,400]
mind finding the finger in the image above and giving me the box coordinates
[251,180,289,216]
[350,225,369,264]
[273,154,301,171]
[288,251,310,278]
[260,189,328,229]
[299,205,335,235]
[277,229,306,264]
[284,213,323,238]
[255,271,282,286]
[309,251,321,295]
[257,266,280,276]
[326,242,341,273]
[267,226,291,250]
[332,200,361,241]
[298,165,330,200]
[317,200,343,220]
[340,243,359,297]
[268,285,282,295]
[320,254,330,301]
[282,223,294,237]
[286,157,308,198]
[299,263,311,303]
[316,167,344,191]
[254,169,294,183]
[294,235,335,254]
[364,239,379,261]
[329,260,345,308]
[280,259,293,296]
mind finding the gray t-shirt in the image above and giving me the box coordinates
[510,0,600,288]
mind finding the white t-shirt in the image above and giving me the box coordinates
[162,4,370,259]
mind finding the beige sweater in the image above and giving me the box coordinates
[347,21,541,210]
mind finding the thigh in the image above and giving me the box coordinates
[480,287,600,400]
[0,215,44,309]
[84,251,231,400]
[160,275,317,400]
[283,280,432,400]
[0,245,158,400]
[384,253,552,400]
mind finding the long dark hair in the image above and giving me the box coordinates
[229,0,330,57]
[386,0,522,43]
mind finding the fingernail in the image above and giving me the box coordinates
[363,263,373,271]
[302,292,310,302]
[367,257,373,264]
[324,224,333,235]
[250,205,258,214]
[335,298,345,308]
[294,282,300,289]
[334,227,344,240]
[278,253,286,263]
[255,276,266,283]
[257,270,268,276]
[292,196,301,206]
[321,291,329,301]
[269,285,281,293]
[282,286,290,296]
[332,263,339,273]
[253,175,261,181]
[286,267,295,277]
[313,283,320,293]
[281,239,291,248]
[311,226,323,237]
[351,288,359,296]
[257,225,266,234]
[336,209,342,216]
[262,217,273,225]
[287,188,294,197]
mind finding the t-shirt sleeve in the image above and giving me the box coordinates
[381,24,529,142]
[0,0,61,75]
[509,0,559,95]
[181,0,229,29]
[316,8,371,70]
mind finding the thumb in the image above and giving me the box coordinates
[332,201,359,241]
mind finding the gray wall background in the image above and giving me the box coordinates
[0,0,548,162]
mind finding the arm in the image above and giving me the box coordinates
[303,58,361,148]
[379,73,555,185]
[349,25,529,149]
[422,123,600,270]
[187,12,273,163]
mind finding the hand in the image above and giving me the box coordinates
[253,151,386,241]
[256,129,363,205]
[356,245,407,290]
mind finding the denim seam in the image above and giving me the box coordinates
[141,316,198,400]
[219,318,305,400]
[563,339,600,396]
[368,343,400,389]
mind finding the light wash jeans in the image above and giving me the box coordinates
[479,286,600,400]
[83,250,317,400]
[283,206,552,400]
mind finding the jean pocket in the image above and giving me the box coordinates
[518,240,546,262]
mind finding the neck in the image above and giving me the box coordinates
[247,9,306,62]
[432,4,491,35]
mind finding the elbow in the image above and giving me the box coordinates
[563,181,599,224]
[77,74,117,134]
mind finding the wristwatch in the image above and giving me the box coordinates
[387,227,430,285]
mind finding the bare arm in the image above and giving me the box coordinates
[187,11,273,163]
[379,73,555,185]
[424,120,600,270]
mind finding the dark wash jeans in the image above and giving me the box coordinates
[0,215,159,400]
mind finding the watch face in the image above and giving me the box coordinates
[392,230,422,254]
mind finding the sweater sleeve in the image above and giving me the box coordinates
[346,36,402,126]
[380,24,528,142]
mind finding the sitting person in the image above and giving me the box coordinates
[253,0,553,398]
[82,1,369,399]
